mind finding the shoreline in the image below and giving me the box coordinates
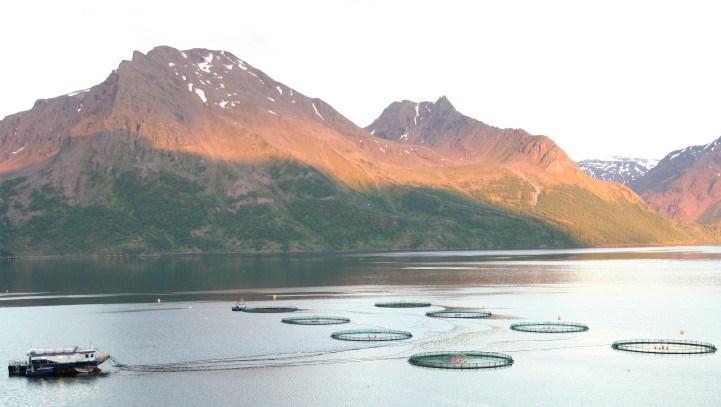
[1,241,718,262]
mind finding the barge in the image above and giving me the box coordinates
[8,346,109,377]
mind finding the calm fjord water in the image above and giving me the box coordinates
[1,246,720,406]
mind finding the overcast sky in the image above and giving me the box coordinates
[2,0,720,160]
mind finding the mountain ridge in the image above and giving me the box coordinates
[0,46,700,256]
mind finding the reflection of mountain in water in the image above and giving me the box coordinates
[2,246,720,306]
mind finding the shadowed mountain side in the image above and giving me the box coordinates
[0,133,578,256]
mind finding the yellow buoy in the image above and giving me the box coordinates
[156,298,161,303]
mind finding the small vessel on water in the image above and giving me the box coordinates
[232,298,246,312]
[8,346,109,377]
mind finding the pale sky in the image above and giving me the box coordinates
[2,0,720,160]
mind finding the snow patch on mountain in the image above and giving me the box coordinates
[312,102,324,121]
[194,88,207,103]
[66,89,90,97]
[198,53,214,73]
[577,156,659,184]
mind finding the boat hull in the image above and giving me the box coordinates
[37,362,100,376]
[10,361,103,377]
[25,367,54,377]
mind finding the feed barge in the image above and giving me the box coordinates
[8,346,109,377]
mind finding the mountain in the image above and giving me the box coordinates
[631,137,721,224]
[577,157,658,184]
[365,98,697,245]
[0,47,697,256]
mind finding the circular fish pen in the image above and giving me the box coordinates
[374,301,431,308]
[408,351,513,369]
[281,316,350,325]
[241,306,298,313]
[331,329,412,342]
[612,339,717,355]
[510,321,589,333]
[426,310,492,319]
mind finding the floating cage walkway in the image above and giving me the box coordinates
[331,329,412,342]
[375,301,432,308]
[242,306,299,313]
[282,316,350,325]
[426,310,492,319]
[612,339,717,355]
[510,321,589,333]
[408,351,513,369]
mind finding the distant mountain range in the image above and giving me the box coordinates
[578,138,721,227]
[577,157,658,185]
[0,46,703,256]
[631,137,721,224]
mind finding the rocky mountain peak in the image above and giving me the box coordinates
[433,95,456,114]
[365,96,575,173]
[364,96,468,146]
[0,45,362,176]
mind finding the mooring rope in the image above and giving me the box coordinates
[110,352,407,373]
[109,340,611,373]
[495,343,610,353]
[108,341,413,373]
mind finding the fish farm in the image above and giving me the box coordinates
[611,339,717,354]
[19,296,719,382]
[510,321,589,333]
[281,316,350,325]
[241,306,299,313]
[426,310,492,319]
[330,329,413,341]
[374,301,432,308]
[408,352,514,369]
